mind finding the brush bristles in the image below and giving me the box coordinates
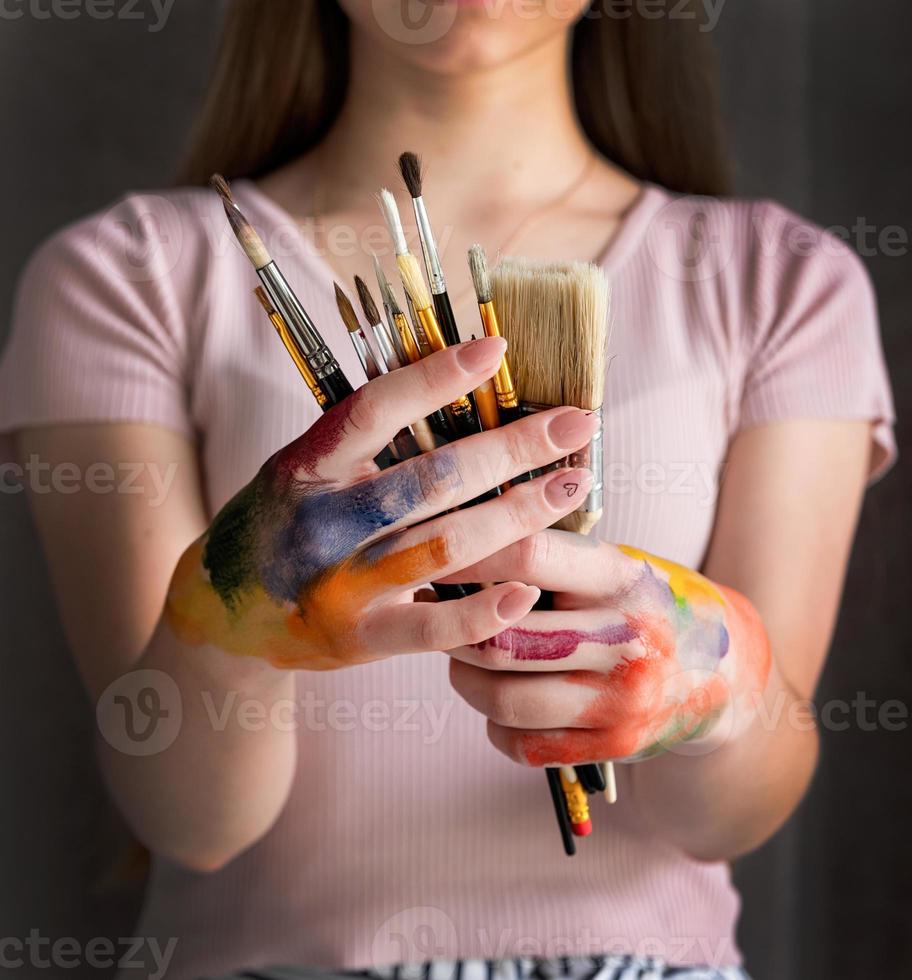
[354,275,381,326]
[468,245,493,304]
[377,188,408,255]
[210,173,271,269]
[397,252,432,311]
[209,173,233,204]
[398,151,423,199]
[334,282,362,334]
[490,257,610,411]
[372,252,403,315]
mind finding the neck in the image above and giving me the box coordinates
[313,29,595,211]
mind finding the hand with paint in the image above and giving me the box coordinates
[443,535,772,765]
[166,337,601,671]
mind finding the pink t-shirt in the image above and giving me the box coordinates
[0,181,896,979]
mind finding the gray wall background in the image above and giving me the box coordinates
[1,2,909,978]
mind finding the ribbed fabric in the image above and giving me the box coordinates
[0,183,896,980]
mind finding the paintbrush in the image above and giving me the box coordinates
[252,286,470,602]
[254,287,327,409]
[211,174,353,406]
[334,282,418,464]
[490,256,614,847]
[354,275,439,456]
[372,250,428,369]
[370,252,410,366]
[467,246,522,426]
[395,250,482,441]
[377,188,433,357]
[398,151,462,349]
[491,257,608,533]
[353,275,403,372]
[334,281,382,381]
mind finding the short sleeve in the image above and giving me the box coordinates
[0,193,194,440]
[738,202,896,482]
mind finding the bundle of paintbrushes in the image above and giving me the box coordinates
[210,152,614,856]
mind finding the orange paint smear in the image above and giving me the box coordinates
[166,535,449,670]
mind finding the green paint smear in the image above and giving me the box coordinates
[203,479,261,613]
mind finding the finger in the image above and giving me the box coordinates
[341,408,599,544]
[488,722,620,767]
[449,659,584,729]
[438,534,632,596]
[445,607,638,673]
[296,338,508,481]
[360,582,540,655]
[358,467,594,596]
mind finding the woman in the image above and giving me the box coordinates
[0,2,895,979]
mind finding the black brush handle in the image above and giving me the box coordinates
[576,763,606,795]
[546,767,576,856]
[317,365,355,404]
[432,290,462,349]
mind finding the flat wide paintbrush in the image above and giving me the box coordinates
[398,151,462,349]
[212,175,353,406]
[491,257,608,533]
[491,256,614,849]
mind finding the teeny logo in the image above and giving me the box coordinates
[97,669,182,756]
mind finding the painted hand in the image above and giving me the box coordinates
[443,533,772,764]
[165,337,600,670]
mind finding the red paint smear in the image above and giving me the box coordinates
[477,621,636,661]
[518,611,729,764]
[270,389,363,481]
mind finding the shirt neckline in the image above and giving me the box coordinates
[234,176,670,287]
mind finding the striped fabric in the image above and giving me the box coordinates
[212,957,750,980]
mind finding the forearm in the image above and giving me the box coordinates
[629,653,818,862]
[97,615,298,872]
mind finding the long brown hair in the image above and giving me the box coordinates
[180,0,730,196]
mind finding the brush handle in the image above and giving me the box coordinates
[546,767,576,856]
[432,290,462,349]
[317,367,355,405]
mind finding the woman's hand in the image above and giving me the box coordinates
[443,533,772,765]
[166,337,600,671]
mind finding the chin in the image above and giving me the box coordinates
[338,0,589,74]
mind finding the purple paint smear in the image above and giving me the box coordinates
[480,621,637,661]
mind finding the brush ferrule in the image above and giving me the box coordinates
[371,321,402,371]
[478,302,518,410]
[348,330,383,381]
[416,306,446,353]
[583,409,604,516]
[412,196,446,295]
[268,313,327,407]
[393,313,422,364]
[259,265,339,379]
[519,404,603,514]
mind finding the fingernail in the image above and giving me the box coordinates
[456,336,507,373]
[545,468,594,507]
[497,585,540,621]
[547,409,599,449]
